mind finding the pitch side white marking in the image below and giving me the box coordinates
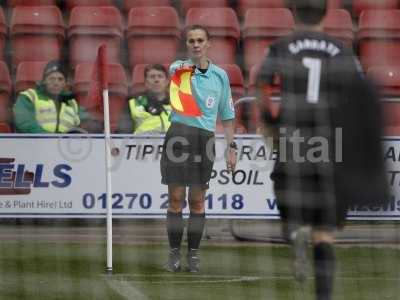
[110,274,260,284]
[106,277,148,300]
[108,274,400,282]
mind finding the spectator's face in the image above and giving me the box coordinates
[145,69,169,96]
[186,29,210,60]
[43,71,66,96]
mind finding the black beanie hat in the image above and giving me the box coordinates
[42,60,67,80]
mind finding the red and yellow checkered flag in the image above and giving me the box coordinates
[170,68,202,117]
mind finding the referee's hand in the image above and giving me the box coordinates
[226,148,237,173]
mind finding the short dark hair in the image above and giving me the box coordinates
[144,64,168,79]
[287,0,327,25]
[184,24,210,40]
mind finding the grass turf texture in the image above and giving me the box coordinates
[0,242,399,300]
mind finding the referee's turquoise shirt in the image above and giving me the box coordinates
[169,59,235,132]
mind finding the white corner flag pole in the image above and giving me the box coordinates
[103,87,113,274]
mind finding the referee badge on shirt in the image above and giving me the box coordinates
[206,96,215,108]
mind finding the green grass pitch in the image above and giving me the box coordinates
[0,241,400,300]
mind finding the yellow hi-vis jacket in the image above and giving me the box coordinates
[128,96,171,134]
[21,88,80,133]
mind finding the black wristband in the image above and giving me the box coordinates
[229,141,238,150]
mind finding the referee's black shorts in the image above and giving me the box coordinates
[160,122,215,189]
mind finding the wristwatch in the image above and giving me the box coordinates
[229,141,238,150]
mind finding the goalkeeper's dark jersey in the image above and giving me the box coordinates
[257,30,387,226]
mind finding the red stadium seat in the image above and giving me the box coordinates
[15,61,48,93]
[219,64,244,100]
[0,122,11,133]
[219,64,246,133]
[74,63,128,132]
[64,0,115,11]
[236,0,285,19]
[323,9,353,47]
[131,64,147,95]
[381,100,400,131]
[358,10,400,70]
[123,0,172,12]
[246,63,280,133]
[353,0,398,18]
[367,66,400,134]
[242,8,294,71]
[10,6,65,67]
[384,126,400,136]
[328,0,343,9]
[127,7,180,67]
[367,66,400,97]
[0,62,11,123]
[0,8,6,62]
[68,6,123,68]
[185,7,240,65]
[8,0,56,6]
[180,0,229,15]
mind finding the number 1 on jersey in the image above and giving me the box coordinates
[303,57,321,103]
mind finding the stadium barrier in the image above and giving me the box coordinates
[0,134,398,221]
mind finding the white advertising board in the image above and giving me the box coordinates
[0,134,398,220]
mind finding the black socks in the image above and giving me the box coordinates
[166,211,184,249]
[187,212,206,250]
[313,242,335,300]
[167,211,206,251]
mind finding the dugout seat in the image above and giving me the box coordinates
[358,9,400,70]
[0,8,6,62]
[242,8,294,72]
[219,64,246,133]
[64,0,115,11]
[15,61,47,93]
[10,6,65,67]
[7,0,56,7]
[185,7,240,65]
[74,63,128,132]
[0,62,12,124]
[323,9,353,47]
[68,6,123,68]
[123,0,172,13]
[179,0,229,15]
[127,6,180,67]
[353,0,398,18]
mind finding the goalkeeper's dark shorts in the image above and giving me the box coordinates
[273,173,347,229]
[160,122,215,190]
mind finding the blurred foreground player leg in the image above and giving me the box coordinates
[257,0,388,299]
[161,25,237,272]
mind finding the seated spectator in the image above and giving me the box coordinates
[13,60,99,133]
[118,64,171,134]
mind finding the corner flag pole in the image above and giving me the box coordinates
[104,84,113,274]
[95,45,113,274]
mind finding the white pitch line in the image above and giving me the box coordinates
[107,273,400,283]
[118,277,261,284]
[106,277,148,300]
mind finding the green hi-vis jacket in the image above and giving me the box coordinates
[14,86,88,133]
[129,95,171,134]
